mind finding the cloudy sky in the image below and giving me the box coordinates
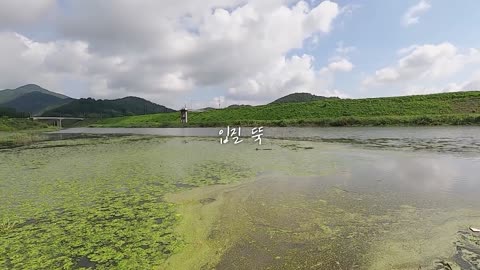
[0,0,479,109]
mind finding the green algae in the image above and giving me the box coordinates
[1,192,179,269]
[1,135,480,269]
[0,136,263,269]
[182,161,254,186]
[2,136,328,269]
[167,176,480,270]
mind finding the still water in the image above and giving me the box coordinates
[1,127,480,269]
[54,126,480,153]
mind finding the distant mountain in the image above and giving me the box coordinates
[195,107,216,112]
[0,84,69,104]
[0,84,176,118]
[42,96,176,117]
[2,91,73,115]
[270,93,339,104]
[227,104,252,108]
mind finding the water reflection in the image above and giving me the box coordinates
[54,126,480,154]
[329,150,480,201]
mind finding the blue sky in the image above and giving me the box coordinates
[311,0,480,98]
[0,0,479,109]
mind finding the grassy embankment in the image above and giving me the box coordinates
[90,91,480,127]
[0,117,56,148]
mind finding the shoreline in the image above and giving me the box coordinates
[86,113,480,128]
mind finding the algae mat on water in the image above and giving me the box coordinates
[165,175,480,270]
[0,136,258,269]
[0,136,333,269]
[1,136,480,269]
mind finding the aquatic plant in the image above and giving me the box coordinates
[1,135,480,269]
[0,136,264,269]
[0,219,18,233]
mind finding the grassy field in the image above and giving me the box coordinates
[0,117,51,131]
[0,117,58,148]
[90,91,480,127]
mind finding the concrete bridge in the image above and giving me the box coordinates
[31,117,85,128]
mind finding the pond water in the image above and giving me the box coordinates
[1,127,480,269]
[54,126,480,154]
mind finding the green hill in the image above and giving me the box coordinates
[0,84,72,115]
[227,104,252,108]
[43,96,176,118]
[270,92,337,104]
[2,91,73,115]
[90,91,480,127]
[196,107,216,112]
[0,84,69,104]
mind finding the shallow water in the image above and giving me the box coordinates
[55,126,480,154]
[1,132,480,269]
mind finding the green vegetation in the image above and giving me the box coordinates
[43,97,175,118]
[0,107,29,118]
[90,91,480,127]
[0,117,49,132]
[0,136,257,269]
[270,92,337,104]
[0,117,56,148]
[0,132,48,149]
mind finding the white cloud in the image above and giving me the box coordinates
[226,52,352,104]
[328,58,354,72]
[224,38,355,104]
[363,43,480,88]
[0,32,130,98]
[0,0,55,29]
[335,41,356,55]
[462,76,480,90]
[328,42,355,72]
[399,73,480,96]
[0,0,347,106]
[227,54,319,102]
[0,32,58,90]
[402,0,431,26]
[446,70,480,92]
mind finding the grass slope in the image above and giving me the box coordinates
[91,91,480,127]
